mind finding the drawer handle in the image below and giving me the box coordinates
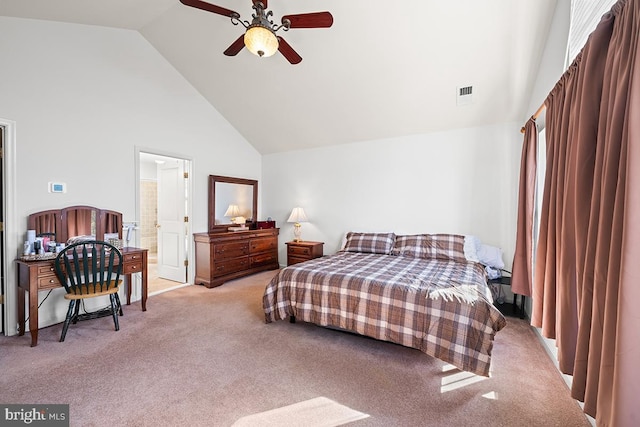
[49,279,55,284]
[49,267,55,272]
[131,266,138,270]
[131,256,138,259]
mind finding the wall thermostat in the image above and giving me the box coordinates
[48,182,67,193]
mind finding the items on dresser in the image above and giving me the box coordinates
[194,228,279,288]
[257,220,276,229]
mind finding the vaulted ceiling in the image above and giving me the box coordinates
[1,0,558,154]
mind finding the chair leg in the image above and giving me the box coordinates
[72,300,81,324]
[110,294,120,332]
[60,301,76,342]
[114,293,123,316]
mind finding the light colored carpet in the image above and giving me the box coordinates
[232,396,369,427]
[0,270,591,426]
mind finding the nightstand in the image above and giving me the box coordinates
[286,241,324,266]
[488,275,526,319]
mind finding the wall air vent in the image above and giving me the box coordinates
[456,85,473,106]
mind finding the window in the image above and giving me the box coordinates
[566,0,618,65]
[532,125,547,271]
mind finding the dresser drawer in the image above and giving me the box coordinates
[250,237,277,253]
[214,242,249,260]
[288,245,311,256]
[214,257,249,276]
[250,251,277,268]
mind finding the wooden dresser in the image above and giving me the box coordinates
[193,228,279,288]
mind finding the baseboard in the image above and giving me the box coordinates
[532,326,595,426]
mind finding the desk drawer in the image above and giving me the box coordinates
[123,253,144,263]
[38,274,61,289]
[37,264,57,276]
[123,261,143,275]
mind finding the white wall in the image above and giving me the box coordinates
[524,0,571,121]
[0,17,261,333]
[263,123,522,267]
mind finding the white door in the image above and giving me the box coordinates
[157,160,187,282]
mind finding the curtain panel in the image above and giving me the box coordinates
[511,119,538,297]
[530,0,640,425]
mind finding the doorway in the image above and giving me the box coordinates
[1,126,4,334]
[138,150,192,295]
[0,118,16,337]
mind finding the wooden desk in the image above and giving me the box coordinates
[16,247,148,347]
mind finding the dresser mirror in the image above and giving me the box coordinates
[61,206,97,239]
[208,175,258,232]
[28,205,123,244]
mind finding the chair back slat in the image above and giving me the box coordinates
[54,241,122,295]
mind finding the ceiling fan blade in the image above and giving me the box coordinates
[253,0,267,8]
[281,12,333,29]
[277,37,302,64]
[224,34,246,56]
[180,0,239,18]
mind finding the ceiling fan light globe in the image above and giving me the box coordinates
[244,25,278,58]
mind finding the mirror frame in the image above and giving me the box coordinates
[208,175,258,233]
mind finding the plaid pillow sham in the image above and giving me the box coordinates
[427,233,467,263]
[391,234,430,258]
[391,233,467,263]
[343,232,396,255]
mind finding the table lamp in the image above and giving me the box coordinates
[287,207,308,242]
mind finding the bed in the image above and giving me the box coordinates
[263,232,507,377]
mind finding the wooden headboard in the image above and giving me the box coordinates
[27,205,123,243]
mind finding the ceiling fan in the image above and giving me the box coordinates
[179,0,334,64]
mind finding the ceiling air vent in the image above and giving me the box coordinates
[456,85,473,106]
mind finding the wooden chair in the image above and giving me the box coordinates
[54,241,123,342]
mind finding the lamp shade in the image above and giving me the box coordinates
[287,207,308,223]
[224,204,241,218]
[244,25,278,58]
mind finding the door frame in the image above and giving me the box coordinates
[1,118,18,336]
[135,147,194,285]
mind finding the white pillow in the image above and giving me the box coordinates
[477,244,504,269]
[464,235,481,262]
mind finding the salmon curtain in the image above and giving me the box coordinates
[530,0,640,425]
[511,118,538,296]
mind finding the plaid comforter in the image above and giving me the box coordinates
[263,252,507,377]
